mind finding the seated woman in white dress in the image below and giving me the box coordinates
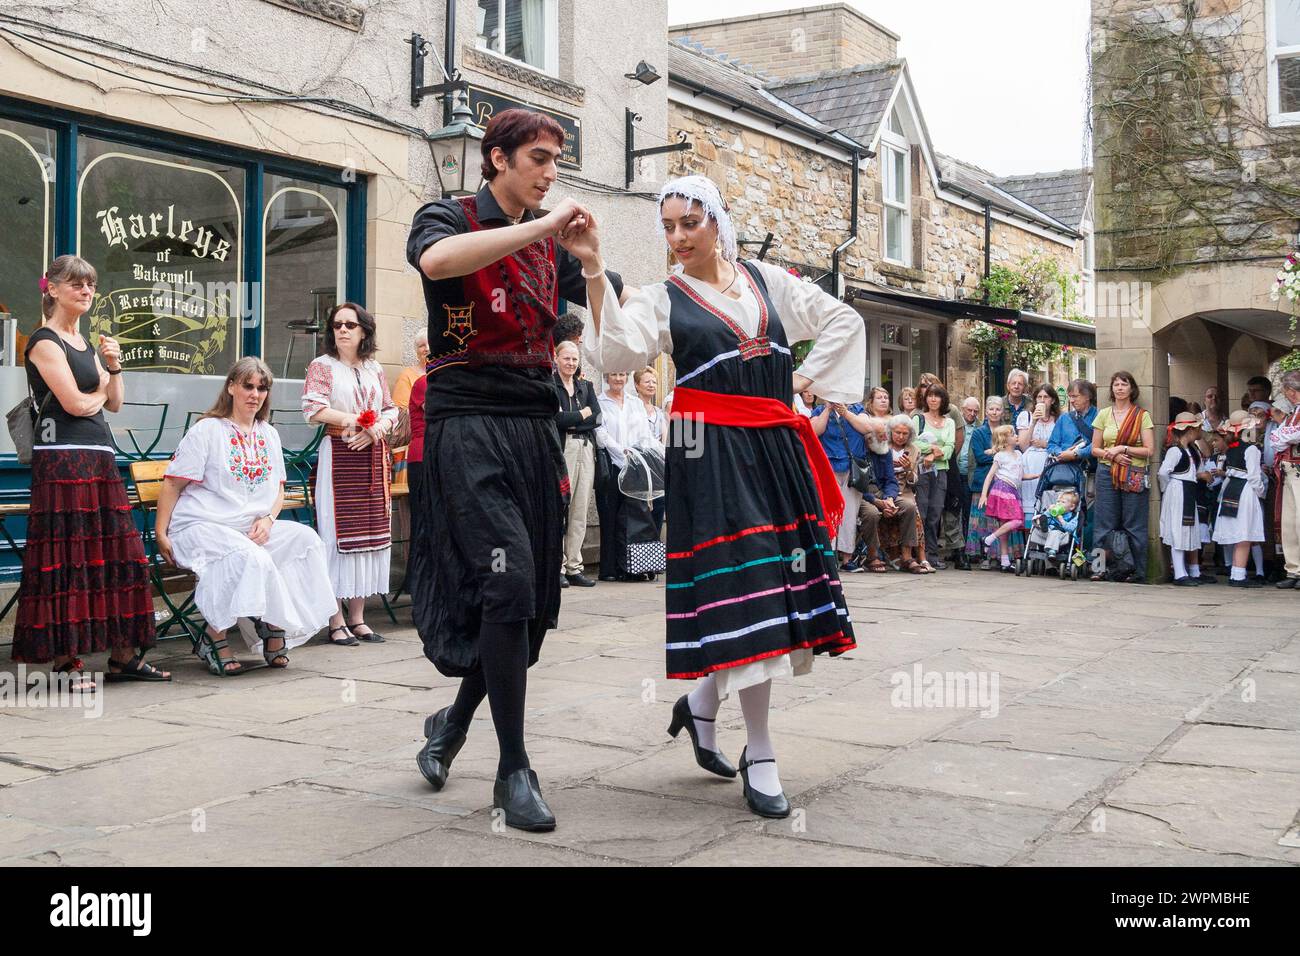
[156,358,337,673]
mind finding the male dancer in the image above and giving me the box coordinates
[406,109,623,831]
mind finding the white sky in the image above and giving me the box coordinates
[665,0,1091,176]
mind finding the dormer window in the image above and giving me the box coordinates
[881,107,911,266]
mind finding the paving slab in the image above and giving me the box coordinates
[1158,724,1300,775]
[677,831,941,866]
[857,741,1122,811]
[1196,670,1300,731]
[940,702,1182,762]
[0,715,220,771]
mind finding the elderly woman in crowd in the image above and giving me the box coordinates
[633,366,669,535]
[392,330,430,410]
[13,255,167,688]
[302,302,399,644]
[553,339,601,587]
[1004,368,1031,423]
[898,386,918,416]
[157,359,336,673]
[884,414,932,572]
[966,395,1025,566]
[1091,370,1156,583]
[596,370,663,581]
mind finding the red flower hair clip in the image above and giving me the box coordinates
[356,409,378,429]
[38,276,49,293]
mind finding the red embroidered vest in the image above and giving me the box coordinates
[427,196,559,376]
[1280,409,1300,465]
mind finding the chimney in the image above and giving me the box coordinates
[669,2,899,80]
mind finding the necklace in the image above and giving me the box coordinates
[718,262,739,297]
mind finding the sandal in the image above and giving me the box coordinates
[51,658,97,692]
[105,652,173,682]
[256,620,289,668]
[866,559,890,573]
[347,619,385,643]
[917,561,936,574]
[327,625,359,647]
[194,637,241,676]
[900,558,926,574]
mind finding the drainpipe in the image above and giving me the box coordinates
[982,200,992,304]
[829,149,861,298]
[443,0,457,126]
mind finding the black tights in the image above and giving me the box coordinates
[445,619,530,777]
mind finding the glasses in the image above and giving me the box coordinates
[238,382,270,394]
[332,320,360,331]
[59,280,97,290]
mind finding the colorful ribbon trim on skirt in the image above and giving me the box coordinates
[669,387,845,534]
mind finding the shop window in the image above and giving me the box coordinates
[1269,0,1300,122]
[78,136,243,374]
[262,176,346,380]
[0,117,56,362]
[477,0,558,75]
[910,325,938,386]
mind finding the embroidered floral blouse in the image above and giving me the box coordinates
[164,417,285,535]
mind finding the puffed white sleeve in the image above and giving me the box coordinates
[1157,446,1179,493]
[165,419,210,483]
[583,279,672,375]
[1246,444,1266,497]
[751,260,865,404]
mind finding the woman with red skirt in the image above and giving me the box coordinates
[12,256,168,688]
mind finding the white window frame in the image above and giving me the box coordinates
[880,133,911,267]
[1080,219,1095,318]
[1267,0,1300,126]
[475,0,559,77]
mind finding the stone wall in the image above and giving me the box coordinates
[669,3,898,79]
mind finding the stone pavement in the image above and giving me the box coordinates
[1,570,1298,867]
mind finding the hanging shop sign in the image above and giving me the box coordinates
[466,86,581,169]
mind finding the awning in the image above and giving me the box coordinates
[846,284,1095,349]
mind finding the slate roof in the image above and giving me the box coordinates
[764,61,904,145]
[991,169,1093,230]
[667,40,862,148]
[936,153,1081,237]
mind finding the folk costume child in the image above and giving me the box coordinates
[1214,410,1268,588]
[1157,412,1212,586]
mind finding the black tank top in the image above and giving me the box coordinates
[25,327,113,448]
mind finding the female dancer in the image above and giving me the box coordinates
[575,175,864,818]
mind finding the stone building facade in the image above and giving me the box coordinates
[1091,0,1298,411]
[668,4,1093,407]
[0,0,669,453]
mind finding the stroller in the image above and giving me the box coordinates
[1018,458,1087,580]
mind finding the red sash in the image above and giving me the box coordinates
[669,387,845,534]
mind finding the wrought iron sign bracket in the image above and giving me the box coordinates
[626,109,691,187]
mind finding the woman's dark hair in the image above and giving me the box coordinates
[1032,383,1060,420]
[324,302,377,360]
[552,312,583,346]
[923,383,950,415]
[1109,370,1140,405]
[1068,378,1097,407]
[481,108,566,182]
[1169,395,1189,420]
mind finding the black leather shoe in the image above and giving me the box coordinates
[565,573,597,588]
[1228,577,1262,588]
[955,553,972,571]
[1277,577,1298,589]
[492,768,556,832]
[666,695,737,778]
[738,747,790,819]
[559,575,569,589]
[416,707,467,791]
[1172,576,1199,586]
[598,574,618,582]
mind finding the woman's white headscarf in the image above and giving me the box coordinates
[657,175,738,263]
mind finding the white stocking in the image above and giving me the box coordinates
[686,675,721,752]
[1171,550,1188,579]
[738,679,782,796]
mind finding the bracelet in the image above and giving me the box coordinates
[107,366,123,375]
[580,263,605,280]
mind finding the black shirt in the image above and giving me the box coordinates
[25,328,113,448]
[553,373,601,446]
[405,184,624,420]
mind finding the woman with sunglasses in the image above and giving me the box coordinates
[12,255,169,688]
[302,303,399,645]
[155,358,336,672]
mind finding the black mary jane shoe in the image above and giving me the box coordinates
[326,625,359,646]
[1171,576,1199,587]
[347,619,386,643]
[416,706,468,791]
[667,695,737,778]
[492,768,556,832]
[738,747,791,819]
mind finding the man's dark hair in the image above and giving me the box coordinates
[552,312,583,346]
[481,108,566,181]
